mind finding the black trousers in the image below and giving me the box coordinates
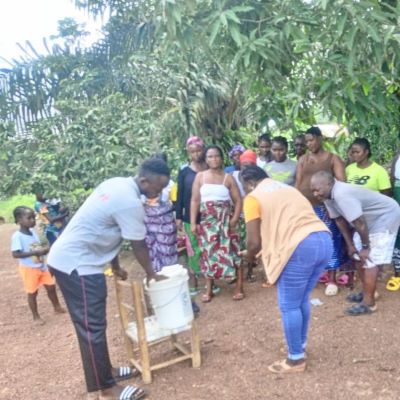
[52,269,116,392]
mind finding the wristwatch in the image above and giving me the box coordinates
[361,243,370,249]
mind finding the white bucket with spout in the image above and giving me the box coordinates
[145,264,193,330]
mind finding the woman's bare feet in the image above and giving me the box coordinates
[33,316,45,325]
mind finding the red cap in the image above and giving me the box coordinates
[239,150,257,165]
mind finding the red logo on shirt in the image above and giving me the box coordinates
[100,194,110,202]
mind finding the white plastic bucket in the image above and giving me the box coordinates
[145,264,194,330]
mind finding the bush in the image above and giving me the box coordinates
[0,194,35,223]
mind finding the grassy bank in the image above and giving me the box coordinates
[0,195,35,223]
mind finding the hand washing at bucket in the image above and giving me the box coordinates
[145,264,194,331]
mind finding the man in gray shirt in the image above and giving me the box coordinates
[311,171,400,316]
[48,158,170,400]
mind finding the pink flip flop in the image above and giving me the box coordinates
[337,274,349,286]
[319,272,330,284]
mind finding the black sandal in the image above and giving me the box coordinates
[345,303,377,316]
[346,292,363,303]
[114,366,140,382]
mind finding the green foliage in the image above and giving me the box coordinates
[0,194,35,223]
[1,0,400,207]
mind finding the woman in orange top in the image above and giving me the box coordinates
[242,165,332,374]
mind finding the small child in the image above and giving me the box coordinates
[11,206,65,324]
[34,193,69,246]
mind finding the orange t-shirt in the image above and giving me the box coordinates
[243,196,261,223]
[243,179,329,284]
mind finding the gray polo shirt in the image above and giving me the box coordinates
[48,177,146,275]
[324,181,400,234]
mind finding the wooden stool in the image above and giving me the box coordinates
[114,278,201,384]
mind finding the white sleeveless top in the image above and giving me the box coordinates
[232,171,245,198]
[200,173,231,202]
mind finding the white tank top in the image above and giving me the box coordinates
[200,173,231,202]
[232,170,245,198]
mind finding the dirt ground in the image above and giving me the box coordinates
[1,222,400,400]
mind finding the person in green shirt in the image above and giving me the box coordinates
[346,138,392,196]
[266,136,297,186]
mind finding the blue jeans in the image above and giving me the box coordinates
[277,231,333,361]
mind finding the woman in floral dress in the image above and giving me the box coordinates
[190,145,243,302]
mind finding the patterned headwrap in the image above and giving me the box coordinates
[186,136,204,148]
[239,149,257,165]
[228,144,245,159]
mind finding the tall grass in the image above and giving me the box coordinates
[0,195,35,223]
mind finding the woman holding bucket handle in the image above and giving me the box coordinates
[190,145,243,302]
[176,136,208,294]
[241,165,332,374]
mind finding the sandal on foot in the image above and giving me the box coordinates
[232,292,245,301]
[205,285,221,295]
[268,359,306,374]
[319,272,330,284]
[346,291,363,303]
[386,276,400,291]
[337,274,349,286]
[212,286,221,295]
[346,291,379,303]
[100,385,146,400]
[325,283,338,296]
[114,366,139,382]
[201,293,213,303]
[345,303,377,316]
[119,386,146,400]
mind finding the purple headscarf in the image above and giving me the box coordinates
[228,144,245,159]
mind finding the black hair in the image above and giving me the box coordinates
[272,136,288,149]
[305,126,322,137]
[13,206,32,224]
[204,145,224,158]
[351,137,372,158]
[139,157,170,179]
[153,153,168,163]
[241,165,268,182]
[295,134,305,140]
[258,133,271,143]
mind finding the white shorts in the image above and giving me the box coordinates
[353,231,396,268]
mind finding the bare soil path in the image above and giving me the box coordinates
[1,223,400,400]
